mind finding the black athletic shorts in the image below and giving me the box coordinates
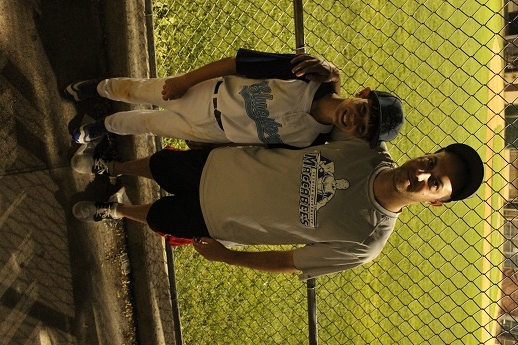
[146,148,212,238]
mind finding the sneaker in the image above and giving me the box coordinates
[71,143,96,174]
[71,152,117,176]
[92,157,117,176]
[73,201,121,222]
[64,79,102,101]
[73,121,108,143]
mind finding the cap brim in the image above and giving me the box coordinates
[368,92,382,148]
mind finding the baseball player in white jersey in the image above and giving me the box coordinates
[64,49,404,150]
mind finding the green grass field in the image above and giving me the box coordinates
[154,1,506,344]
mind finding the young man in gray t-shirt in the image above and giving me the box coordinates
[73,138,483,280]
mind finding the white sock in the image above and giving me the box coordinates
[111,203,122,219]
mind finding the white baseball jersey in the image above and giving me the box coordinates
[217,76,332,147]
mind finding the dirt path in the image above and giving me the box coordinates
[0,1,136,343]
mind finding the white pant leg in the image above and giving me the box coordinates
[97,77,175,108]
[103,78,230,142]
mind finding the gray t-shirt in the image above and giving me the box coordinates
[199,138,399,280]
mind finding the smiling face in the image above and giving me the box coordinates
[332,97,372,139]
[389,151,466,206]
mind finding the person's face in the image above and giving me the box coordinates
[390,151,464,206]
[332,87,372,139]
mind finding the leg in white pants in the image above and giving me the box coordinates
[99,77,229,142]
[97,77,173,109]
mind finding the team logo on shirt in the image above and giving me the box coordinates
[299,152,349,228]
[240,81,283,144]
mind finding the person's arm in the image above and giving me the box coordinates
[163,49,341,100]
[193,237,299,274]
[236,49,340,88]
[162,56,237,100]
[185,141,267,150]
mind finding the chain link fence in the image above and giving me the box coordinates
[150,1,518,344]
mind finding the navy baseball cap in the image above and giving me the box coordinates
[368,90,405,148]
[438,143,484,201]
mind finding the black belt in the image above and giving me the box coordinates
[213,80,224,130]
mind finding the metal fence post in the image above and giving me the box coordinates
[293,1,318,344]
[165,244,184,344]
[293,0,305,54]
[307,278,318,345]
[145,0,184,343]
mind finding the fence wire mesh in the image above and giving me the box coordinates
[152,1,518,344]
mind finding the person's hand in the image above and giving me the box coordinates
[193,237,231,263]
[290,54,340,83]
[162,75,191,100]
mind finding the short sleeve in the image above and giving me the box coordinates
[235,48,301,80]
[293,240,386,281]
[235,48,336,100]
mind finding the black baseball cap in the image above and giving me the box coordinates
[368,90,405,148]
[438,143,484,201]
